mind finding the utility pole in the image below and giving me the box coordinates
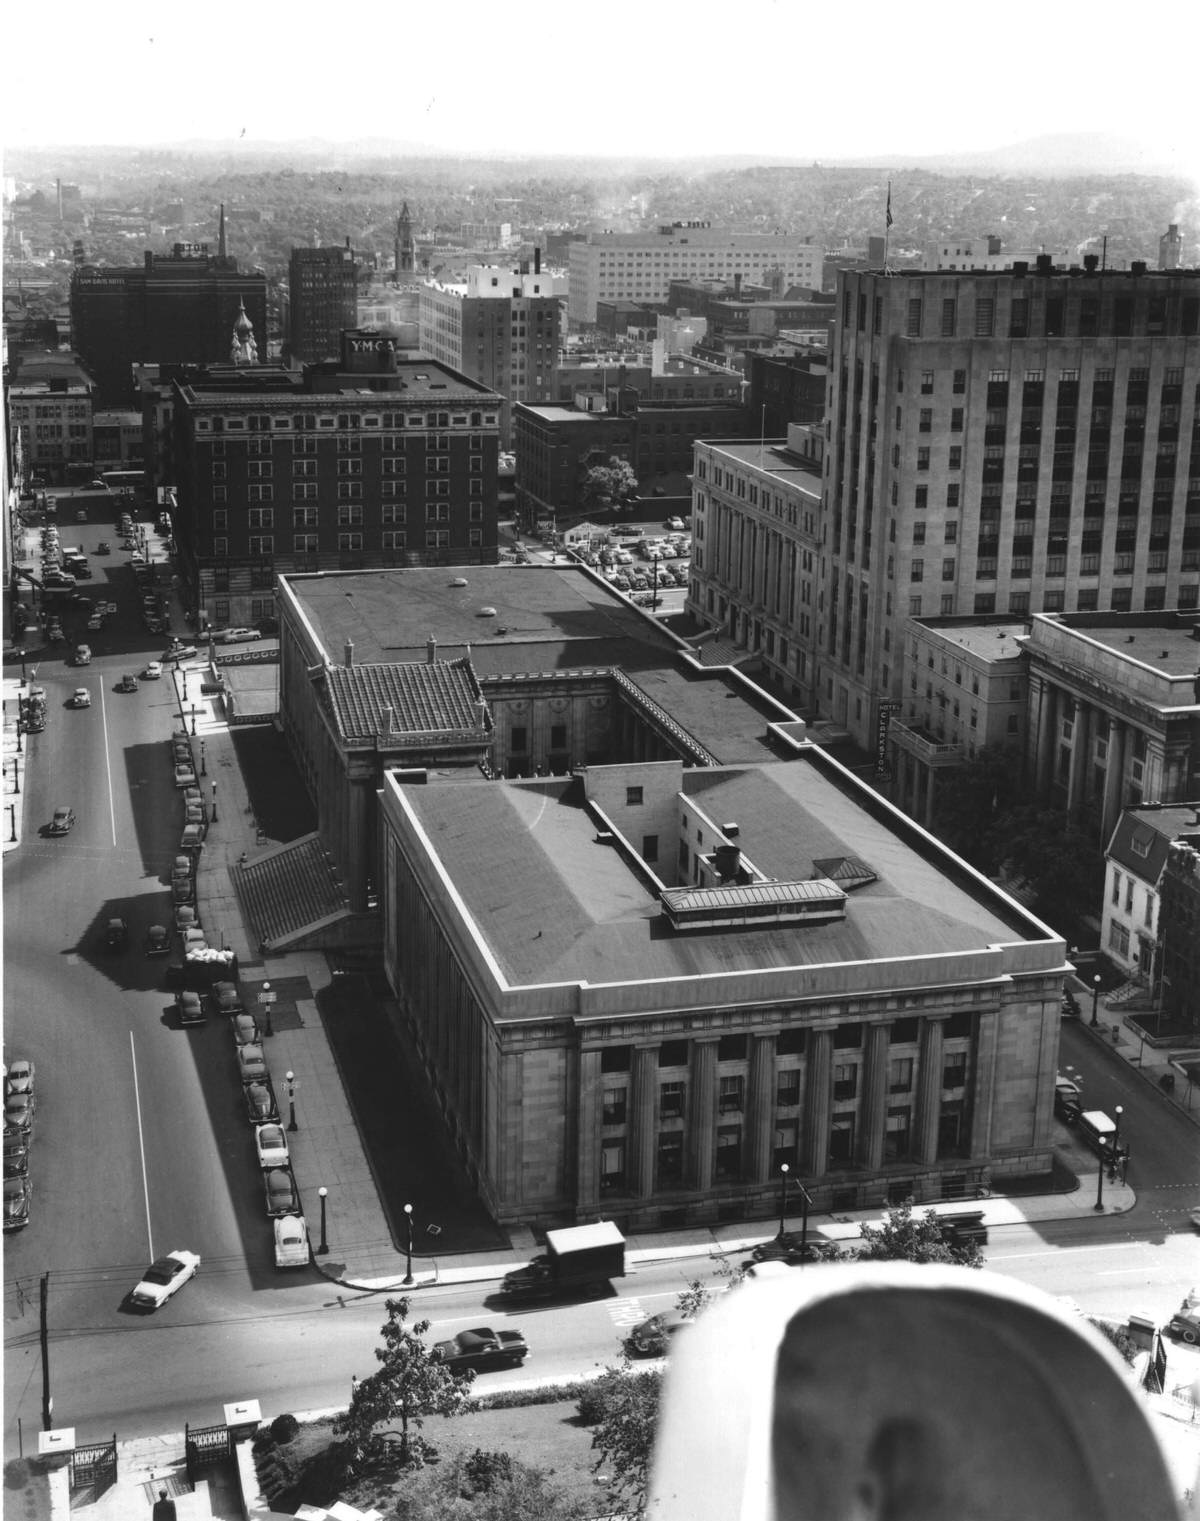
[40,1273,51,1429]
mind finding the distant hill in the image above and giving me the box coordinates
[825,133,1189,180]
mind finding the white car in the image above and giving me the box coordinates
[255,1123,289,1169]
[174,763,197,789]
[142,661,163,680]
[274,1214,310,1269]
[217,627,263,644]
[129,1249,200,1310]
[71,688,91,708]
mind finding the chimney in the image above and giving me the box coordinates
[426,633,437,664]
[378,706,393,741]
[1013,261,1029,277]
[344,639,354,667]
[1083,253,1100,273]
[1131,260,1147,277]
[713,843,741,883]
[1035,254,1053,276]
[534,246,541,275]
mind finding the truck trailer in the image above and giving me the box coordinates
[499,1220,626,1303]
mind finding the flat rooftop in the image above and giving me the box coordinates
[918,619,1029,660]
[704,438,823,490]
[400,760,1035,992]
[1054,622,1200,676]
[285,565,793,764]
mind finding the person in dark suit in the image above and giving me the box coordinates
[152,1489,177,1520]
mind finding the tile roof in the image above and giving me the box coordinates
[234,833,350,950]
[322,659,487,744]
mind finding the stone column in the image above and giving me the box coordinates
[969,1009,1000,1160]
[803,1027,833,1177]
[629,1045,659,1198]
[914,1017,946,1164]
[746,1032,777,1183]
[1101,717,1125,842]
[687,1039,719,1191]
[1034,675,1057,799]
[577,1048,602,1210]
[1067,700,1089,816]
[857,1022,891,1171]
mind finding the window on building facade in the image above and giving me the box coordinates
[889,1057,914,1092]
[657,1131,684,1187]
[884,1107,912,1160]
[942,1053,967,1090]
[833,1063,858,1101]
[293,534,318,553]
[600,1140,626,1193]
[773,1120,799,1170]
[660,1081,685,1119]
[830,1115,855,1163]
[715,1126,742,1179]
[603,1087,628,1126]
[719,1075,744,1114]
[247,535,273,556]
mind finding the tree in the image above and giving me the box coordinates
[394,1451,594,1521]
[581,1363,663,1514]
[854,1201,984,1268]
[931,743,1026,871]
[581,456,638,510]
[332,1296,474,1474]
[995,804,1106,927]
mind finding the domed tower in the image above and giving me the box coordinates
[230,298,258,365]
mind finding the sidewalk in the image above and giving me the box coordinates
[2,677,29,853]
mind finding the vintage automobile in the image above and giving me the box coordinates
[274,1214,309,1269]
[129,1249,200,1310]
[627,1308,694,1357]
[263,1167,297,1218]
[432,1327,530,1372]
[175,991,205,1027]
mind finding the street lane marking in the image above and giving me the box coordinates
[99,675,116,845]
[997,1243,1146,1261]
[129,1032,154,1259]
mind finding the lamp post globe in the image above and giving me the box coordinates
[777,1162,790,1240]
[403,1202,415,1286]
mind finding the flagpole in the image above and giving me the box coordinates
[884,179,893,274]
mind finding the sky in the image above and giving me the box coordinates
[3,0,1199,172]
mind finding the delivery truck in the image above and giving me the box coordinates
[499,1220,626,1303]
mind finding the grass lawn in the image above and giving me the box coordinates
[262,1393,608,1516]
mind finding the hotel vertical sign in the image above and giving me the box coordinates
[875,700,901,780]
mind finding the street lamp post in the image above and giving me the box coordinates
[210,781,217,822]
[650,554,661,612]
[262,981,273,1038]
[403,1203,415,1286]
[1110,1106,1124,1180]
[11,756,19,796]
[182,670,188,701]
[8,804,16,842]
[317,1187,329,1254]
[1094,1151,1106,1211]
[1090,974,1102,1028]
[190,705,198,736]
[200,740,207,776]
[286,1070,298,1132]
[15,719,22,754]
[797,1182,813,1257]
[776,1163,790,1240]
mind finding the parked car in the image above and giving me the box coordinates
[180,824,205,852]
[3,1177,32,1232]
[233,1013,261,1047]
[255,1123,289,1169]
[628,1308,693,1357]
[274,1214,310,1268]
[163,644,198,663]
[210,980,242,1015]
[245,1081,278,1124]
[432,1327,530,1372]
[129,1249,200,1310]
[105,918,129,952]
[175,991,204,1026]
[118,674,140,694]
[174,904,200,933]
[217,627,263,644]
[174,762,198,789]
[182,928,208,953]
[3,1133,30,1180]
[665,516,685,531]
[747,1233,840,1267]
[73,644,92,665]
[4,1093,35,1135]
[238,1044,269,1084]
[144,925,170,957]
[263,1167,297,1218]
[5,1060,35,1097]
[48,807,76,836]
[141,661,163,681]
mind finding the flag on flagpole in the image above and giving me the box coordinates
[886,181,894,229]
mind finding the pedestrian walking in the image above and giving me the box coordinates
[152,1489,177,1520]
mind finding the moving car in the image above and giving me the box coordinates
[255,1123,289,1169]
[118,674,140,694]
[238,1044,269,1084]
[5,1060,35,1097]
[217,627,263,643]
[210,981,242,1014]
[145,925,170,957]
[105,918,130,952]
[628,1308,693,1357]
[48,807,76,836]
[71,688,91,708]
[141,662,163,680]
[274,1214,309,1268]
[129,1249,200,1310]
[73,644,92,665]
[432,1327,530,1372]
[263,1167,297,1217]
[3,1177,31,1232]
[163,644,198,663]
[95,541,111,555]
[175,991,204,1027]
[747,1234,842,1268]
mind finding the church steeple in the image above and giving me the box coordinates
[395,200,414,279]
[218,202,227,260]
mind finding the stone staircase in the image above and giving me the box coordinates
[233,832,350,951]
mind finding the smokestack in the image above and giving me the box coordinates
[534,246,541,274]
[218,202,227,260]
[426,633,437,664]
[344,639,354,667]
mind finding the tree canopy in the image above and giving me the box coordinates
[581,456,638,509]
[333,1296,474,1473]
[854,1201,984,1268]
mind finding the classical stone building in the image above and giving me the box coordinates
[379,748,1066,1229]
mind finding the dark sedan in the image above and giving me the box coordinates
[263,1167,297,1218]
[432,1327,529,1372]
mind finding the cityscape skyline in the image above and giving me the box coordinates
[4,0,1197,186]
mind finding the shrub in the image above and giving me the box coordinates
[462,1448,514,1494]
[472,1379,596,1413]
[4,1459,29,1491]
[270,1412,300,1444]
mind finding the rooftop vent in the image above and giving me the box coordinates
[1083,253,1100,273]
[1131,260,1148,277]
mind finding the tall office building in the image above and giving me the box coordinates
[817,260,1200,754]
[70,214,267,405]
[419,258,561,444]
[568,223,823,327]
[288,244,359,364]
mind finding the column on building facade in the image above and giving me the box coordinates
[1067,699,1090,816]
[914,1016,947,1165]
[576,1048,602,1211]
[923,764,936,829]
[857,1022,891,1171]
[1144,734,1167,803]
[1034,675,1057,799]
[1101,716,1126,842]
[803,1027,833,1177]
[629,1045,659,1197]
[687,1038,719,1191]
[746,1032,778,1183]
[499,1050,523,1205]
[968,1009,1000,1160]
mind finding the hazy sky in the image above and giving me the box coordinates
[4,0,1198,171]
